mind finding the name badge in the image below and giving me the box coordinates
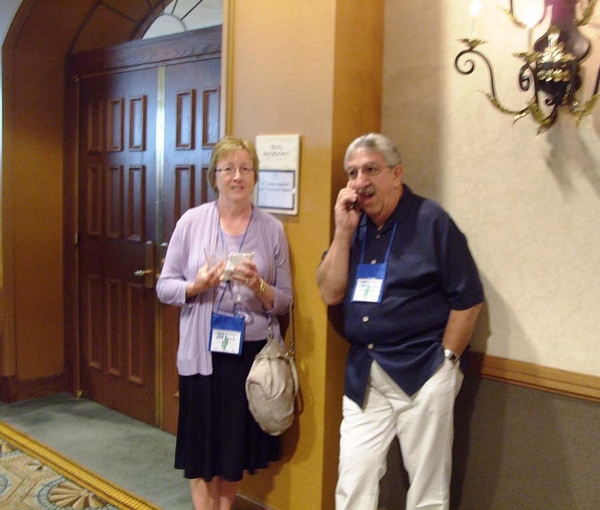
[351,263,387,303]
[210,312,245,355]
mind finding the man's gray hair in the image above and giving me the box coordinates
[344,133,402,168]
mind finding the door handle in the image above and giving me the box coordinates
[134,241,156,289]
[134,269,153,277]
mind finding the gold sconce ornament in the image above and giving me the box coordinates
[455,0,600,134]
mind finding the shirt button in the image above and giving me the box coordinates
[375,234,381,239]
[370,259,377,264]
[362,316,369,322]
[367,343,374,349]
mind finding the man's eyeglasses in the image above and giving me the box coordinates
[216,166,254,176]
[344,164,388,181]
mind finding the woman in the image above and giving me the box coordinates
[156,136,293,510]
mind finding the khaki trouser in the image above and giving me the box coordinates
[336,360,464,510]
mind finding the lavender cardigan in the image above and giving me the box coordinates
[156,201,293,376]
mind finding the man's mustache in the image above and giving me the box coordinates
[356,186,375,196]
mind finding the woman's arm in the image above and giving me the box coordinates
[156,213,224,305]
[156,222,189,306]
[265,223,293,315]
[229,217,293,315]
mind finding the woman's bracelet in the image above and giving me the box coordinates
[258,278,266,294]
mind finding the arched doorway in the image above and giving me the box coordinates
[66,28,222,430]
[2,1,224,434]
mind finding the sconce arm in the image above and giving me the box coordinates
[568,93,600,126]
[454,44,501,104]
[575,0,598,26]
[529,100,558,135]
[564,64,600,125]
[593,63,600,97]
[484,94,531,120]
[455,42,533,121]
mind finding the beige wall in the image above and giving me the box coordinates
[228,1,382,508]
[383,0,600,378]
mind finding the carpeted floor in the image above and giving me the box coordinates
[0,394,191,510]
[0,420,159,509]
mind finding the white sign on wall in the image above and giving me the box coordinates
[255,134,300,215]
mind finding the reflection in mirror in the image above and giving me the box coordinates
[143,0,223,39]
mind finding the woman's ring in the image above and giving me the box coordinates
[246,277,250,284]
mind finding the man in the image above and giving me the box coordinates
[317,133,484,510]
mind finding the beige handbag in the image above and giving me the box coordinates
[245,308,299,436]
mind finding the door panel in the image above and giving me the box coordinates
[74,33,221,431]
[77,59,221,430]
[78,68,158,425]
[160,58,221,434]
[162,59,220,241]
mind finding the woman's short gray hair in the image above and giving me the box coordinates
[344,133,402,168]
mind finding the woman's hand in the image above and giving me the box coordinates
[231,260,275,310]
[231,260,262,294]
[186,260,225,298]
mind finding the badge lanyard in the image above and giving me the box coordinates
[351,222,398,303]
[217,206,254,257]
[209,207,254,356]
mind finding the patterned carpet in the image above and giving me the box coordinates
[0,421,160,510]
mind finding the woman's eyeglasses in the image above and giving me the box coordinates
[216,166,254,176]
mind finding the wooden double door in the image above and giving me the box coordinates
[71,29,220,431]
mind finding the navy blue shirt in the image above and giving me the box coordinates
[342,186,484,406]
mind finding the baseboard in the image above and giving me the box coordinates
[0,375,18,403]
[0,373,67,403]
[467,352,600,403]
[235,493,275,510]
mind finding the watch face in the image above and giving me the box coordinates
[444,349,459,363]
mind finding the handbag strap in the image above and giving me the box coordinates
[287,304,295,358]
[266,303,295,358]
[265,305,299,397]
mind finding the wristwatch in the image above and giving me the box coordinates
[444,348,460,364]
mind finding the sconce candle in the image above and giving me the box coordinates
[455,0,600,134]
[470,0,482,39]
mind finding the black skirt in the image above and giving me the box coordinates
[175,339,281,482]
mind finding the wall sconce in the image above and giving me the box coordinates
[454,0,600,134]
